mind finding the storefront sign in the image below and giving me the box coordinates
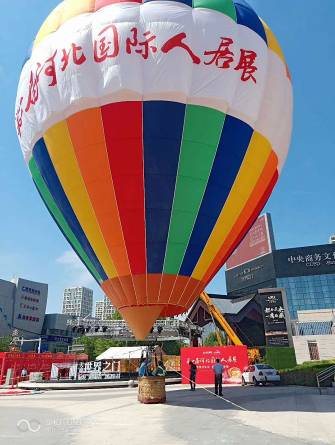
[258,291,289,347]
[274,245,335,277]
[181,346,248,384]
[77,361,121,380]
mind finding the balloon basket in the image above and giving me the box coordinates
[138,376,166,404]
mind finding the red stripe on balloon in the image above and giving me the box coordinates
[95,0,143,10]
[101,102,146,277]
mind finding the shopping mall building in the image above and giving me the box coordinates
[197,214,335,362]
[225,215,335,319]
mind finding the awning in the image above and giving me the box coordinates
[96,346,148,361]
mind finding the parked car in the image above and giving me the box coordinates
[242,364,280,386]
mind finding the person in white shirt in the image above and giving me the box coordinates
[212,359,224,396]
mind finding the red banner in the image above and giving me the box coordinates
[226,214,273,270]
[181,346,248,385]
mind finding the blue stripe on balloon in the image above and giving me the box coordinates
[143,0,193,6]
[143,101,186,273]
[179,116,253,276]
[233,0,267,44]
[32,139,108,281]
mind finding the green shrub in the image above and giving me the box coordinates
[279,359,335,387]
[264,347,297,370]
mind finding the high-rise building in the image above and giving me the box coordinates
[62,287,93,317]
[94,295,116,320]
[95,300,104,320]
[103,295,116,319]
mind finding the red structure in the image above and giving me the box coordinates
[0,352,88,386]
[181,346,248,385]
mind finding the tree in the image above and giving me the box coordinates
[74,336,97,361]
[161,340,184,356]
[111,310,123,320]
[203,331,226,346]
[0,336,12,352]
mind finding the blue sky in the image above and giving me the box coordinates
[0,1,334,313]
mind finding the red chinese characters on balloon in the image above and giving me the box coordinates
[44,51,58,87]
[204,38,258,82]
[61,44,87,71]
[94,24,120,62]
[16,97,24,137]
[204,37,234,69]
[126,28,157,60]
[25,64,43,113]
[234,49,258,83]
[18,25,259,138]
[161,32,201,65]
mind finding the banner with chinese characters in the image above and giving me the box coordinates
[274,245,335,277]
[77,361,121,380]
[181,346,248,384]
[226,213,274,270]
[258,291,289,347]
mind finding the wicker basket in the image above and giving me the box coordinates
[138,376,166,404]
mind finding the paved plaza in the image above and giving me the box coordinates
[0,384,334,445]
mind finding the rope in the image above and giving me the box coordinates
[167,367,248,412]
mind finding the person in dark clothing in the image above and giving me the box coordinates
[152,360,166,377]
[212,358,224,396]
[189,361,197,391]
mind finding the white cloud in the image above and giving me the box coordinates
[56,250,95,287]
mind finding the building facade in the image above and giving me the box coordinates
[95,295,116,320]
[226,243,335,319]
[62,287,93,317]
[41,313,75,353]
[292,309,335,364]
[0,277,48,338]
[95,300,104,320]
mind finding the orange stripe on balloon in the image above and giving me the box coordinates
[67,109,130,276]
[67,108,141,306]
[202,151,279,285]
[101,280,122,308]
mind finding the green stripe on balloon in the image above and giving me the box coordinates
[163,105,226,275]
[29,157,103,284]
[193,0,237,21]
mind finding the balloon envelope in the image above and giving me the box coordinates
[16,0,292,339]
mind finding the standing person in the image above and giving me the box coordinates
[213,358,224,396]
[189,361,197,391]
[21,368,28,381]
[138,359,151,377]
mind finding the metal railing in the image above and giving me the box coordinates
[66,317,202,341]
[316,365,335,394]
[291,321,334,336]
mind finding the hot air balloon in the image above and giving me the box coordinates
[16,0,292,339]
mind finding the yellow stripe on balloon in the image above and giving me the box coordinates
[191,131,272,280]
[43,120,118,279]
[261,19,286,66]
[34,3,64,48]
[34,0,95,49]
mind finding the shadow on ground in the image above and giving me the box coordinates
[165,385,335,413]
